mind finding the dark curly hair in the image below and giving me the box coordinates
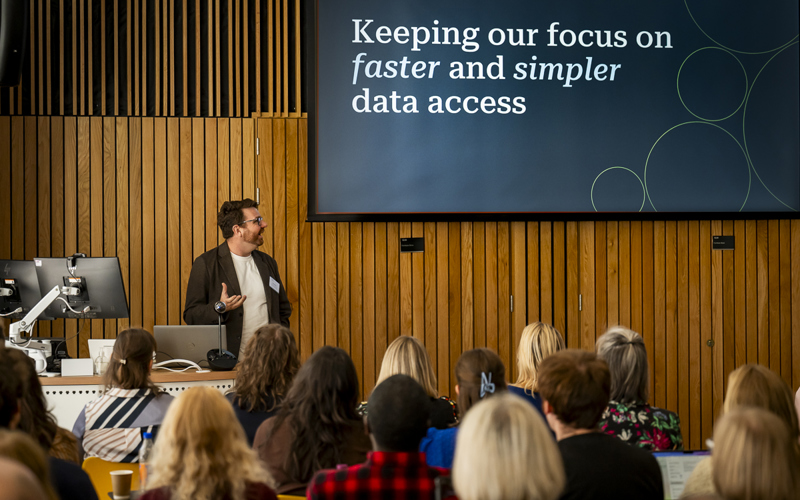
[217,199,259,239]
[230,324,300,412]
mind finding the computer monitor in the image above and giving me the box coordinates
[0,259,50,320]
[33,256,130,319]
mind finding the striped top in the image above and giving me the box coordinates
[72,388,174,463]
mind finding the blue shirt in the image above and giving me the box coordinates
[419,426,458,469]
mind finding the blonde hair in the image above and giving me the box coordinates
[722,364,800,443]
[712,407,800,500]
[376,336,438,398]
[514,322,565,392]
[595,326,649,403]
[147,387,274,500]
[453,394,565,500]
[0,430,58,500]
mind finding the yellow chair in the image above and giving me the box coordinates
[277,496,306,500]
[81,457,141,499]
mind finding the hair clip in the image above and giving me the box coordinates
[118,358,127,365]
[480,372,495,398]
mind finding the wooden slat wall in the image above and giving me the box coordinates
[0,0,301,117]
[2,117,800,453]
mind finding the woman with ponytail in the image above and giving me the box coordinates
[72,328,174,462]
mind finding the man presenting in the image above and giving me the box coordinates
[184,199,291,358]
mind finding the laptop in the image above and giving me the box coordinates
[153,325,227,364]
[654,450,710,500]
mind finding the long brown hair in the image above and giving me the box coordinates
[3,349,58,452]
[264,346,361,483]
[102,328,161,394]
[455,348,507,416]
[231,324,300,412]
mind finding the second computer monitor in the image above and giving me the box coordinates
[33,256,130,319]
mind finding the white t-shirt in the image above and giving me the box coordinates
[230,252,270,358]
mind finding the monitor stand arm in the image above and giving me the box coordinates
[5,285,61,351]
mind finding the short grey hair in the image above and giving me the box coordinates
[595,326,649,404]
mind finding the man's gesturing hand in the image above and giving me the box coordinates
[220,282,246,311]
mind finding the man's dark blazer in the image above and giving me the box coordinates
[183,241,292,355]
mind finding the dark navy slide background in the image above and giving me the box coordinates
[311,0,799,216]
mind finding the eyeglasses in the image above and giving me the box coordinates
[239,216,264,226]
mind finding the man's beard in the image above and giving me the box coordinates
[244,228,263,246]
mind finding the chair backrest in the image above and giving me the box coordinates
[81,457,141,499]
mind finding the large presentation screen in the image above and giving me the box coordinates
[307,0,799,220]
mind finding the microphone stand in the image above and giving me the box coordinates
[207,301,238,371]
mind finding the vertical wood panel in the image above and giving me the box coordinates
[553,222,566,336]
[205,120,218,251]
[64,117,78,356]
[606,221,618,328]
[115,118,129,333]
[665,221,677,413]
[450,222,463,396]
[677,221,689,443]
[653,221,666,408]
[722,220,734,392]
[436,222,449,396]
[142,118,155,331]
[642,221,654,403]
[473,222,486,348]
[511,221,526,378]
[779,219,791,385]
[167,118,181,324]
[566,222,579,348]
[49,118,63,340]
[540,222,552,324]
[527,222,539,324]
[700,220,713,443]
[619,221,631,328]
[387,223,400,344]
[711,220,724,423]
[580,221,595,351]
[129,119,142,329]
[461,222,474,352]
[337,223,350,352]
[734,220,746,367]
[688,220,701,450]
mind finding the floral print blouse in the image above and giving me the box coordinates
[598,400,683,451]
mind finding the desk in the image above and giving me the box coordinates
[41,371,236,429]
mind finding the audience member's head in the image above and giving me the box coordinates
[453,394,565,500]
[514,322,565,393]
[375,336,439,398]
[538,349,611,433]
[595,326,649,404]
[454,348,507,415]
[2,350,59,453]
[232,324,300,412]
[722,364,799,443]
[0,456,50,500]
[366,374,430,452]
[103,328,160,393]
[217,199,259,239]
[0,430,58,500]
[268,346,361,482]
[148,387,273,499]
[712,407,800,500]
[0,350,23,429]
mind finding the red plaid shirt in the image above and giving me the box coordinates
[306,451,452,500]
